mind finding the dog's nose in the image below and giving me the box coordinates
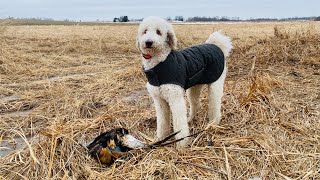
[145,40,153,48]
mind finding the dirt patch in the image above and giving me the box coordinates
[0,95,20,102]
[122,88,148,104]
[5,109,33,117]
[0,136,30,157]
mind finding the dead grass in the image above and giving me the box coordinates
[0,22,319,179]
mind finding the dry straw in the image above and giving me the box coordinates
[0,23,319,179]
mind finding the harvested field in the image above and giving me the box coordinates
[0,22,319,179]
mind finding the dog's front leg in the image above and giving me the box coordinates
[147,83,171,140]
[153,98,171,139]
[168,96,190,147]
[163,85,190,147]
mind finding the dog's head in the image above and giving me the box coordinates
[136,16,177,57]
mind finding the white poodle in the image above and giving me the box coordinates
[136,16,232,147]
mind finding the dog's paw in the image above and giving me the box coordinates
[176,137,190,147]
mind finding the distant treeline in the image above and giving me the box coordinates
[1,16,319,26]
[0,17,120,26]
[113,16,129,22]
[186,16,319,22]
[186,16,239,22]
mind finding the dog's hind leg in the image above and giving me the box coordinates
[187,84,204,122]
[208,68,226,125]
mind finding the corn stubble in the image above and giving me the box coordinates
[0,22,319,179]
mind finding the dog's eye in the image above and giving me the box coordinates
[156,29,162,36]
[143,29,147,34]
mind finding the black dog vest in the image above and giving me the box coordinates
[144,44,225,90]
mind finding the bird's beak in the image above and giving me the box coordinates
[122,135,146,149]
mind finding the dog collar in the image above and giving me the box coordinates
[142,54,152,59]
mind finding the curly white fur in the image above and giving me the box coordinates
[137,16,232,147]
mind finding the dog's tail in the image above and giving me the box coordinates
[206,32,232,58]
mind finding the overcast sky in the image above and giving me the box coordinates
[0,0,319,21]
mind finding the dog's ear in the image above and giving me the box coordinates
[167,29,177,50]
